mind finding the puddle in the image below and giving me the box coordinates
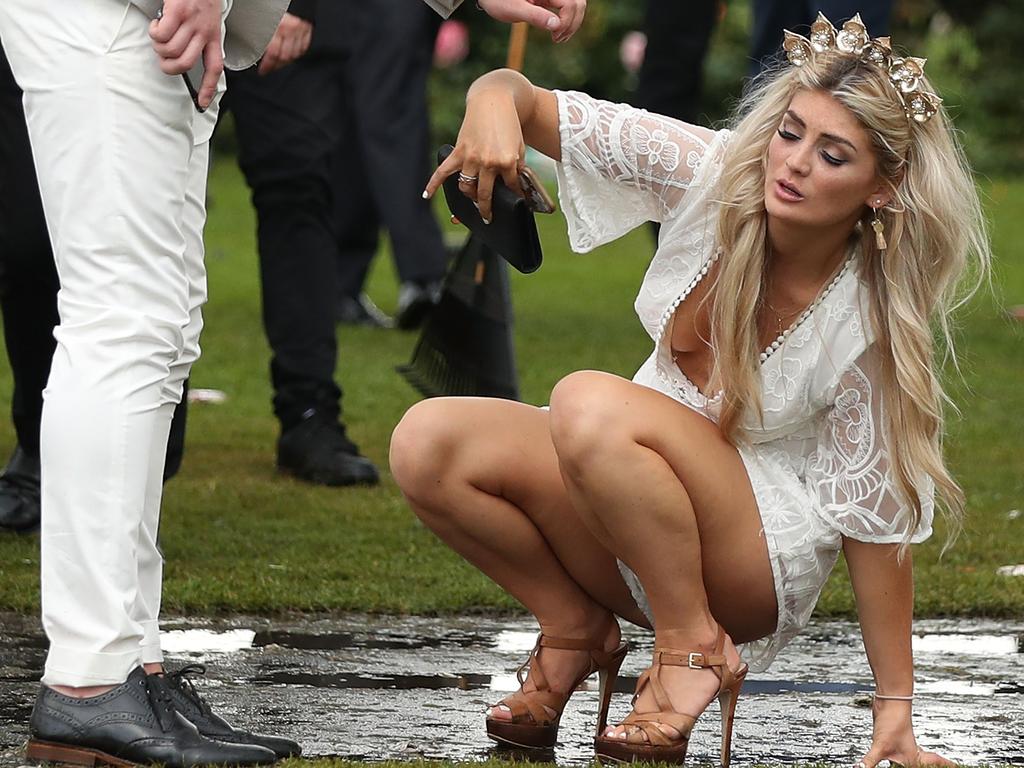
[1,613,1022,765]
[252,628,492,652]
[912,633,1020,655]
[162,628,256,655]
[255,671,495,691]
[254,670,875,698]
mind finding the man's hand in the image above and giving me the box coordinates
[477,0,586,43]
[149,0,224,109]
[258,13,314,75]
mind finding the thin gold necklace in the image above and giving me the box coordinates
[759,254,854,363]
[763,297,803,336]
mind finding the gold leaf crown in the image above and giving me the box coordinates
[782,12,941,124]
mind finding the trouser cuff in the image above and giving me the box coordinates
[42,644,141,687]
[139,619,163,665]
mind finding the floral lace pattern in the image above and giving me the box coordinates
[805,345,934,543]
[554,90,718,256]
[555,91,934,672]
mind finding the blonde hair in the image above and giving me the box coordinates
[709,52,990,546]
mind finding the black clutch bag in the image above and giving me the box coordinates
[438,145,543,274]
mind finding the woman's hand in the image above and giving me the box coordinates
[423,87,526,224]
[857,700,953,768]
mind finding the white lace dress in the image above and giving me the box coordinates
[553,90,933,671]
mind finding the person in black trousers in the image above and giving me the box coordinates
[634,0,719,125]
[631,0,719,247]
[225,0,387,486]
[749,1,893,75]
[0,43,188,533]
[0,44,58,533]
[328,0,449,331]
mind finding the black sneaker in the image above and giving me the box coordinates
[395,279,442,330]
[163,665,301,760]
[336,293,394,328]
[277,409,379,486]
[26,667,276,767]
[0,445,40,534]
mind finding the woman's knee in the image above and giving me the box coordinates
[549,371,634,472]
[389,399,463,504]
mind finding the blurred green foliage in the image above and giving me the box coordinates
[428,0,1023,176]
[901,0,1024,175]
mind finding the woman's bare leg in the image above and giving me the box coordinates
[548,371,778,737]
[390,396,649,710]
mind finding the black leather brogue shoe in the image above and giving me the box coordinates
[26,667,277,767]
[164,665,301,759]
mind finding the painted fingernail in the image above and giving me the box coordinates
[482,217,491,225]
[421,190,429,199]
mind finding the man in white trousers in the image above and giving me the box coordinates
[0,0,584,764]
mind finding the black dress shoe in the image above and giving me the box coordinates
[395,279,443,330]
[163,665,301,759]
[26,667,276,767]
[0,445,40,534]
[277,409,379,487]
[336,293,394,328]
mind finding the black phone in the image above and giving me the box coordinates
[131,1,207,112]
[182,60,207,113]
[438,145,544,274]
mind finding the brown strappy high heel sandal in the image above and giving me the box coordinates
[594,625,747,767]
[485,618,629,750]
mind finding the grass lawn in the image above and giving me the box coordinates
[0,165,1021,619]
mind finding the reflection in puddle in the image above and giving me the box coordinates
[493,630,538,653]
[918,680,999,696]
[251,629,492,652]
[161,629,255,655]
[258,670,883,698]
[913,633,1020,656]
[163,626,1023,661]
[255,671,494,690]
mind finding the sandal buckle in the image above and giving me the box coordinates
[687,652,704,669]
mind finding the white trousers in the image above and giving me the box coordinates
[0,0,222,687]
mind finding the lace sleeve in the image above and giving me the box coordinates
[553,90,722,253]
[805,344,934,544]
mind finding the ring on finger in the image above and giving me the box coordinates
[458,172,479,185]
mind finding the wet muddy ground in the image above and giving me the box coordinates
[1,613,1021,766]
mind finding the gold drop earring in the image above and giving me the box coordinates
[870,198,887,251]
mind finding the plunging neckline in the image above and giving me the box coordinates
[661,251,856,402]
